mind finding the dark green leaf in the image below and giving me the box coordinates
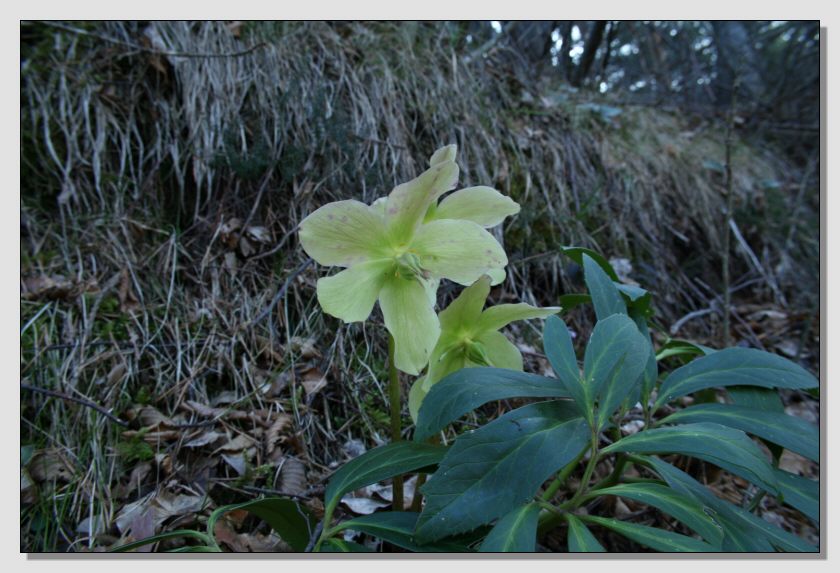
[603,422,778,494]
[565,514,605,552]
[320,539,374,552]
[557,293,591,311]
[414,368,568,442]
[416,401,589,541]
[727,386,786,460]
[590,483,723,546]
[655,348,818,409]
[208,497,311,551]
[110,530,215,553]
[580,515,717,552]
[332,512,471,552]
[774,469,819,522]
[583,313,647,428]
[324,442,447,515]
[583,254,627,320]
[543,316,589,423]
[615,283,652,316]
[641,456,817,552]
[656,339,715,362]
[168,546,220,553]
[561,246,619,281]
[479,503,541,552]
[213,498,312,552]
[660,404,818,462]
[727,386,785,413]
[631,312,658,406]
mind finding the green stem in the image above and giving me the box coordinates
[564,431,601,509]
[312,503,336,553]
[387,334,404,511]
[537,431,600,537]
[409,474,427,512]
[590,453,628,492]
[541,448,587,501]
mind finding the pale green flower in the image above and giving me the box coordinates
[299,146,520,375]
[408,275,561,420]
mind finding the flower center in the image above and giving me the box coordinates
[394,252,430,281]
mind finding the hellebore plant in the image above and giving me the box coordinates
[408,274,560,421]
[299,144,524,510]
[299,145,519,376]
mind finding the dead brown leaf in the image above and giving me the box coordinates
[21,275,74,301]
[265,414,293,457]
[276,456,307,496]
[290,337,321,359]
[300,367,327,397]
[117,269,140,312]
[216,433,257,453]
[184,430,224,449]
[28,449,75,482]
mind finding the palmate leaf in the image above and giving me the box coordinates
[415,401,589,541]
[331,512,471,552]
[589,483,723,547]
[580,515,717,552]
[603,422,779,494]
[478,503,541,552]
[413,368,568,442]
[641,456,817,552]
[659,403,819,462]
[654,347,818,409]
[323,442,447,516]
[565,514,606,552]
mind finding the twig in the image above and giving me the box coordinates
[21,383,129,427]
[247,258,314,328]
[305,521,324,553]
[31,21,268,59]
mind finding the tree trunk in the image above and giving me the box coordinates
[572,21,607,87]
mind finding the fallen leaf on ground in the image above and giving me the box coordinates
[276,456,307,496]
[28,450,75,482]
[184,431,224,449]
[300,367,327,397]
[21,275,74,301]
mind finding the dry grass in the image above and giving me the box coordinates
[20,21,819,552]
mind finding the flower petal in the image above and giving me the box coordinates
[384,161,459,247]
[439,275,491,333]
[429,144,457,166]
[316,260,392,323]
[434,186,520,228]
[370,196,388,218]
[425,338,467,388]
[476,303,562,334]
[379,276,441,375]
[487,267,506,286]
[474,331,523,371]
[299,200,388,266]
[411,219,508,286]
